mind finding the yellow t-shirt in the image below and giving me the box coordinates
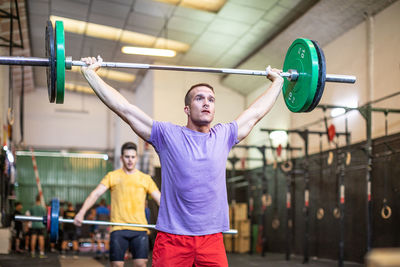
[100,168,159,232]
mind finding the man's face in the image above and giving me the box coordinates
[186,86,215,125]
[16,204,22,211]
[121,149,137,172]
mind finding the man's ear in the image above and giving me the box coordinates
[184,106,190,116]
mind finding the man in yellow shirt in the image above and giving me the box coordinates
[74,142,161,267]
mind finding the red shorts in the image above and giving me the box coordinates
[152,231,228,267]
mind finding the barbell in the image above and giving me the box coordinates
[0,20,356,112]
[15,198,238,243]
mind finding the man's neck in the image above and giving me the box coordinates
[123,167,136,174]
[186,120,211,133]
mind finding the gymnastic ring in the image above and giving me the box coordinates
[7,108,14,125]
[272,218,280,229]
[316,208,324,220]
[333,207,340,219]
[327,151,334,165]
[262,193,272,207]
[346,152,351,166]
[381,205,392,219]
[281,160,293,173]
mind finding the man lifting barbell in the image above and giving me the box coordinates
[6,20,358,266]
[73,142,161,267]
[80,55,283,266]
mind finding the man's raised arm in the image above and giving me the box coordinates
[81,56,153,141]
[235,66,284,142]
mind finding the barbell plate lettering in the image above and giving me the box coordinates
[55,21,65,104]
[46,21,56,103]
[282,38,319,112]
[50,198,60,242]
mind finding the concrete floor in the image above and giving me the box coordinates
[0,251,363,267]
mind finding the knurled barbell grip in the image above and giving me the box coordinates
[69,58,277,77]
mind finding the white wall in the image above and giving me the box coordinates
[13,87,137,153]
[244,84,290,168]
[288,1,400,154]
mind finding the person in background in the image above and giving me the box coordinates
[94,198,110,259]
[74,142,161,267]
[61,202,79,259]
[87,207,97,253]
[29,195,47,258]
[10,202,24,253]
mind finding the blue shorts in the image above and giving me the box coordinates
[110,230,148,261]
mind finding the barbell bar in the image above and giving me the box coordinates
[0,20,356,112]
[14,199,238,243]
[0,55,355,82]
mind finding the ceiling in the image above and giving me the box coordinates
[25,0,396,96]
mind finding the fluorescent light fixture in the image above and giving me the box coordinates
[16,150,108,160]
[269,130,288,147]
[122,46,176,57]
[50,16,189,52]
[70,66,135,83]
[155,0,227,12]
[331,108,346,118]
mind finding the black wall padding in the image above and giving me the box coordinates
[230,132,400,263]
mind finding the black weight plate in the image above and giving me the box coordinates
[46,21,56,103]
[305,40,326,112]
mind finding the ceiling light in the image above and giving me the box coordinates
[269,130,288,147]
[122,46,176,57]
[155,0,226,12]
[331,108,346,118]
[70,66,135,83]
[50,16,189,52]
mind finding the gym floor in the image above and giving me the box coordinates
[0,252,363,267]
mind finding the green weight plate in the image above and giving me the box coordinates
[55,21,65,104]
[282,38,319,112]
[304,40,326,112]
[45,21,56,103]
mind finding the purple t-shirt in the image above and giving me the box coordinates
[149,121,238,235]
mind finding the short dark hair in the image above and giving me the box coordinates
[184,83,215,106]
[121,142,137,155]
[36,195,41,202]
[99,198,106,206]
[15,202,22,207]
